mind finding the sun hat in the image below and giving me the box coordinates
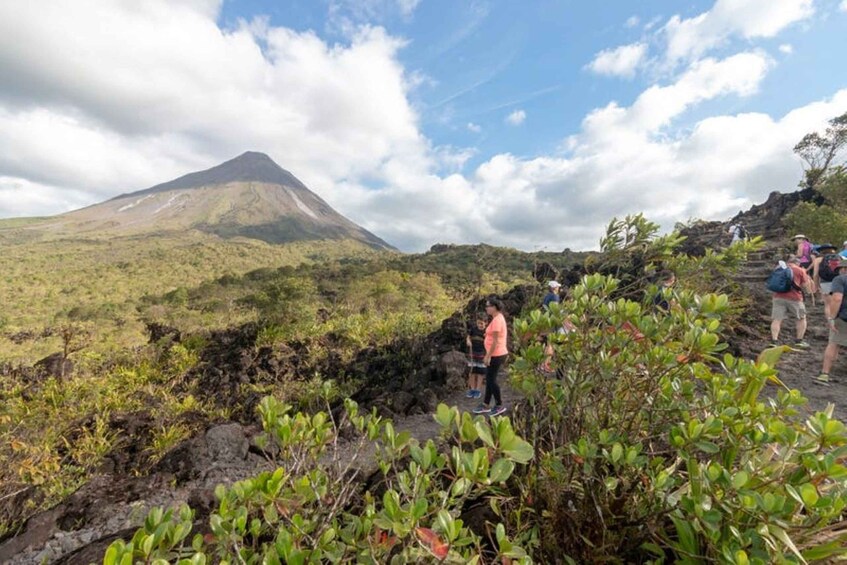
[548,281,562,288]
[842,240,847,247]
[792,234,808,240]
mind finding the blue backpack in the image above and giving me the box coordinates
[766,265,794,293]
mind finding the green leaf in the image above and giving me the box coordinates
[694,441,720,454]
[732,471,748,489]
[501,438,534,464]
[474,420,495,447]
[799,483,819,507]
[610,443,623,463]
[489,458,515,483]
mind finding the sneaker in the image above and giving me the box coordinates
[472,404,491,415]
[813,373,831,386]
[490,405,508,417]
[472,390,482,399]
[794,340,810,349]
[465,390,476,398]
[768,342,780,348]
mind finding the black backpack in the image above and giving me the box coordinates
[736,224,748,240]
[819,254,841,282]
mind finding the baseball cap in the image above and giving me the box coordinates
[548,281,562,289]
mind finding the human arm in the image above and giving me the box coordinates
[829,292,843,332]
[484,329,500,366]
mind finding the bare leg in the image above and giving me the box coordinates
[796,318,807,340]
[771,319,782,341]
[823,343,839,374]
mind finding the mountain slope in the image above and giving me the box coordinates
[1,152,393,249]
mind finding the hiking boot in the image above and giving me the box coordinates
[794,340,810,349]
[813,373,832,386]
[490,405,508,417]
[472,404,491,415]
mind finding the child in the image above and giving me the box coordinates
[465,315,487,399]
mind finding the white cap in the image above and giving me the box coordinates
[548,280,562,288]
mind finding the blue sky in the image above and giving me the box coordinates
[219,0,846,167]
[0,0,845,250]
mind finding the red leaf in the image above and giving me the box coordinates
[416,527,449,559]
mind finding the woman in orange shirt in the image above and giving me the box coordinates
[474,296,508,416]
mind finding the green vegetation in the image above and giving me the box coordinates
[786,167,847,244]
[785,111,847,242]
[0,234,384,362]
[110,218,847,563]
[105,397,534,564]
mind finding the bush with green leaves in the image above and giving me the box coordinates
[105,394,533,564]
[507,272,847,563]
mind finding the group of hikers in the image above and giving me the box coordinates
[767,234,847,385]
[463,229,847,415]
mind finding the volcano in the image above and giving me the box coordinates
[6,152,393,249]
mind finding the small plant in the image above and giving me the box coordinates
[107,396,534,564]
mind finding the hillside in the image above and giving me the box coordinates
[4,184,847,563]
[0,152,393,249]
[0,152,400,362]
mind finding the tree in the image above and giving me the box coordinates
[793,111,847,189]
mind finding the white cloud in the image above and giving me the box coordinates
[467,122,482,133]
[663,0,814,62]
[841,0,847,12]
[396,0,422,17]
[588,42,647,78]
[779,43,794,54]
[505,109,526,126]
[625,15,640,28]
[0,0,843,253]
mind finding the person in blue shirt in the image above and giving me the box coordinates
[542,281,562,309]
[840,241,847,259]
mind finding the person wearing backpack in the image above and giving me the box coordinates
[769,256,812,348]
[793,234,813,269]
[815,258,847,385]
[727,223,747,245]
[812,243,840,311]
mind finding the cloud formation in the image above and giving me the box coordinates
[663,0,813,63]
[505,109,526,126]
[0,0,842,253]
[588,43,647,78]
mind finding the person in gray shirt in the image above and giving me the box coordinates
[815,258,847,385]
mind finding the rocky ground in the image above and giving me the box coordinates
[3,187,845,564]
[0,355,519,565]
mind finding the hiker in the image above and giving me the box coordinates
[840,241,847,259]
[542,315,576,375]
[473,296,508,416]
[465,315,486,399]
[816,258,847,385]
[727,223,747,245]
[542,281,562,309]
[652,271,676,312]
[812,243,840,311]
[793,234,813,270]
[769,256,812,348]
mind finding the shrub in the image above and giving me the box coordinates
[507,273,847,563]
[106,395,534,564]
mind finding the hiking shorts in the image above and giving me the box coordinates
[772,298,806,321]
[821,282,833,294]
[829,319,847,346]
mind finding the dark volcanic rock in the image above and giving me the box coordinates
[35,353,73,379]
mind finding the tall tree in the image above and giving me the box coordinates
[793,111,847,189]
